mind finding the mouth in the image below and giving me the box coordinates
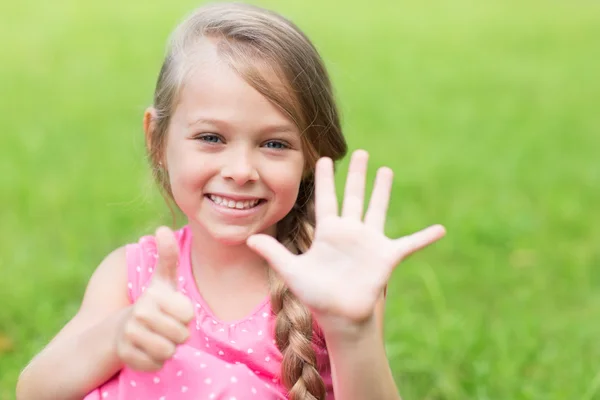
[205,194,266,210]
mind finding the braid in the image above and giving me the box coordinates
[271,178,325,400]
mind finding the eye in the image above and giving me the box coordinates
[196,134,223,144]
[263,140,289,150]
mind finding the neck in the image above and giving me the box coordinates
[187,221,274,288]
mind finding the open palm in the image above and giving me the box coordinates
[247,150,445,327]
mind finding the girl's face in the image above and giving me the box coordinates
[154,40,305,245]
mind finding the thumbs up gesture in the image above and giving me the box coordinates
[116,227,195,372]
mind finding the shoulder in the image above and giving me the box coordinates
[83,245,129,306]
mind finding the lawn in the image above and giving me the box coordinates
[1,0,599,399]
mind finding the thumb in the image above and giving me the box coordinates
[393,224,446,261]
[247,234,294,276]
[153,226,180,288]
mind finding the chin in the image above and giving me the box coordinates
[207,226,260,246]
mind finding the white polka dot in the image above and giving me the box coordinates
[230,397,237,400]
[204,378,212,384]
[272,378,278,383]
[212,320,218,325]
[225,364,232,369]
[195,351,202,356]
[249,317,253,320]
[148,267,153,273]
[247,348,253,354]
[101,392,108,398]
[127,282,133,289]
[230,324,235,327]
[136,266,141,272]
[159,397,165,400]
[206,343,210,348]
[141,286,146,292]
[218,350,225,356]
[231,376,238,383]
[181,386,188,392]
[179,276,184,282]
[200,363,207,368]
[265,356,270,362]
[241,329,248,333]
[205,336,209,341]
[230,340,236,344]
[176,370,183,377]
[251,387,257,394]
[153,377,160,384]
[209,394,215,400]
[257,330,263,336]
[262,312,269,318]
[130,380,136,387]
[266,383,271,389]
[219,328,225,332]
[196,303,201,308]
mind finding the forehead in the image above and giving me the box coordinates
[173,39,296,130]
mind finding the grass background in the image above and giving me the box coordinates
[1,0,600,398]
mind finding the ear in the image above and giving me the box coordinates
[143,107,157,154]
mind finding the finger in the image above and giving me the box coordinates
[118,342,163,372]
[315,157,338,221]
[393,225,446,260]
[364,167,393,231]
[123,321,177,364]
[341,150,368,219]
[133,301,191,344]
[247,234,294,277]
[153,226,180,288]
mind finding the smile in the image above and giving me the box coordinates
[207,194,263,210]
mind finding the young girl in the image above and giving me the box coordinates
[16,3,445,400]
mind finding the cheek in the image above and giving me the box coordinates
[165,145,212,203]
[269,163,304,207]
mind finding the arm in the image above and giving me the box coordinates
[325,314,401,400]
[16,246,131,400]
[375,288,386,336]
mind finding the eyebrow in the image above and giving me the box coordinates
[188,117,298,136]
[188,117,226,128]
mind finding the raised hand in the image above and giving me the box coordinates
[247,150,445,332]
[116,227,195,371]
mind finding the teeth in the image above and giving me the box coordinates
[209,195,259,210]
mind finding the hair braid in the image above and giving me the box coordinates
[271,177,325,400]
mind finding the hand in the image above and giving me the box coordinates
[247,150,445,335]
[116,227,195,371]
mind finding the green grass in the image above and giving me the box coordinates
[1,0,599,399]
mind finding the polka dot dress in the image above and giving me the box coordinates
[84,226,333,400]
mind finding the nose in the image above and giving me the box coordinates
[220,145,259,186]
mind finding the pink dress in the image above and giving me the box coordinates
[84,226,333,400]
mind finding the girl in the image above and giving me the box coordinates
[16,3,445,400]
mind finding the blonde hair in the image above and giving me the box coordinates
[146,3,347,399]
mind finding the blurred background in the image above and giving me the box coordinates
[1,0,599,398]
